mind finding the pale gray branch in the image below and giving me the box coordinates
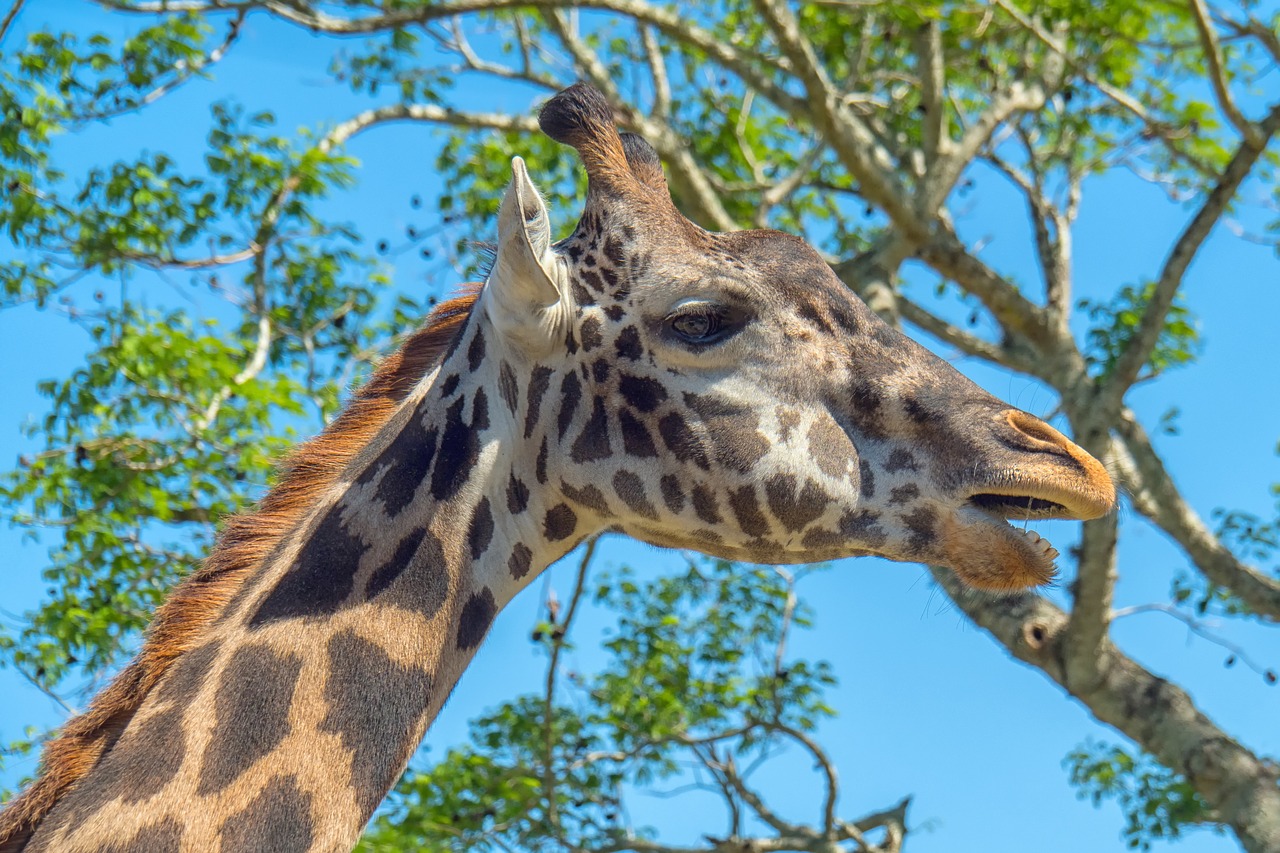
[1102,101,1280,406]
[931,568,1280,853]
[913,20,946,170]
[641,24,671,120]
[1113,409,1280,622]
[1188,0,1263,147]
[0,0,28,44]
[750,0,931,244]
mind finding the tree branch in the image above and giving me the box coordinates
[1064,498,1119,692]
[913,20,946,171]
[0,0,26,44]
[750,0,931,244]
[640,24,671,120]
[542,536,598,845]
[931,568,1280,853]
[1188,0,1263,147]
[1101,101,1280,407]
[1112,409,1280,622]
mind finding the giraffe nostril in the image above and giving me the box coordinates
[1003,409,1074,453]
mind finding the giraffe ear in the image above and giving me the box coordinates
[486,156,565,348]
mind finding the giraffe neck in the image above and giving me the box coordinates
[27,310,581,853]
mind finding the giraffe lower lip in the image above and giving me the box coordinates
[941,506,1060,591]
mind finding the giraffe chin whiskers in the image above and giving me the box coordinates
[940,506,1061,593]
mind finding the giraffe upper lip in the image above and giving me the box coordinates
[961,474,1115,523]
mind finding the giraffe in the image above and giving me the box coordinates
[0,82,1114,852]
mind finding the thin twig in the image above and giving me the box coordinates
[0,0,26,44]
[541,535,599,845]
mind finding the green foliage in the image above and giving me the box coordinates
[1066,740,1217,849]
[359,558,835,852]
[1079,283,1201,379]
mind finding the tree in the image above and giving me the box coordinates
[1,1,1277,851]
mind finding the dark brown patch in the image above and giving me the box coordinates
[618,373,667,413]
[885,448,920,473]
[776,406,802,444]
[197,645,303,796]
[367,527,428,599]
[507,474,530,514]
[372,526,448,617]
[685,393,769,473]
[156,641,221,704]
[832,305,860,335]
[430,395,482,501]
[499,361,519,415]
[660,475,685,514]
[605,304,625,322]
[471,387,490,430]
[889,484,920,506]
[728,485,769,537]
[901,506,937,553]
[592,357,610,383]
[807,418,855,480]
[580,268,605,293]
[250,503,368,625]
[544,503,578,541]
[902,394,941,424]
[509,543,533,580]
[603,233,625,265]
[839,509,887,547]
[457,587,498,650]
[467,326,486,372]
[440,373,461,398]
[615,326,642,360]
[796,299,834,334]
[580,316,603,351]
[801,527,844,549]
[619,408,658,458]
[558,370,582,440]
[764,474,830,533]
[612,470,658,519]
[570,396,612,462]
[113,707,186,803]
[691,484,722,524]
[658,411,710,470]
[859,458,876,499]
[359,414,438,517]
[467,497,495,559]
[524,365,553,438]
[571,281,594,307]
[561,480,611,515]
[536,436,549,485]
[103,817,183,853]
[217,777,313,852]
[320,631,432,820]
[848,381,886,438]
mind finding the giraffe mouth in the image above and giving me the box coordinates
[941,502,1062,593]
[966,493,1071,520]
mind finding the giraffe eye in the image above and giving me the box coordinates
[665,302,740,345]
[671,311,719,340]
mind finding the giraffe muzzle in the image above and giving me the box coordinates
[939,409,1116,592]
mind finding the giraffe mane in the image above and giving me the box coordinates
[0,285,482,852]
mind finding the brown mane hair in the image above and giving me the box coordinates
[0,286,481,852]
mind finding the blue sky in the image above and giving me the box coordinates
[1,4,1278,852]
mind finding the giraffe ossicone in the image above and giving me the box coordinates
[1,82,1114,853]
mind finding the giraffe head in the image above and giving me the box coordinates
[483,83,1114,592]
